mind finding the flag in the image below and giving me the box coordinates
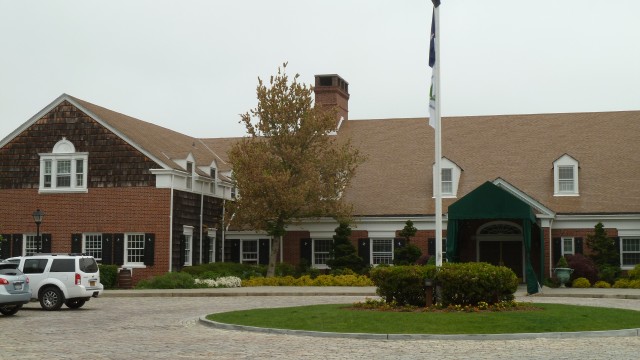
[428,8,437,128]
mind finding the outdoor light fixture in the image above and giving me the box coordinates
[32,209,45,253]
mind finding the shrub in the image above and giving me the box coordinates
[180,262,263,279]
[241,274,373,287]
[566,254,598,285]
[627,264,640,280]
[98,264,119,289]
[370,265,437,306]
[594,280,611,288]
[572,277,591,288]
[326,223,366,274]
[613,279,640,289]
[135,272,198,289]
[194,276,242,288]
[393,244,422,266]
[435,262,519,306]
[598,264,621,284]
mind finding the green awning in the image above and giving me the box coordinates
[446,181,540,294]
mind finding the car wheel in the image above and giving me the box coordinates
[0,304,22,316]
[65,299,86,309]
[40,287,64,311]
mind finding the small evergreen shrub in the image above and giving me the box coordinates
[180,262,263,279]
[594,280,611,288]
[613,278,640,289]
[572,277,591,288]
[98,264,119,289]
[135,272,198,289]
[598,264,621,284]
[370,265,437,306]
[566,254,597,285]
[393,244,422,265]
[326,222,366,274]
[436,262,519,306]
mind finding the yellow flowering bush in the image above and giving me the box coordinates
[572,277,591,288]
[241,274,373,287]
[594,280,611,288]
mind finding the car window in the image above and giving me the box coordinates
[0,267,23,276]
[79,258,98,273]
[23,259,49,274]
[50,259,75,272]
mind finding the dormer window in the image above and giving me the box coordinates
[210,167,217,194]
[433,157,462,198]
[39,138,88,193]
[186,162,193,190]
[553,154,579,196]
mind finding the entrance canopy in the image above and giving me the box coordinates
[446,181,539,294]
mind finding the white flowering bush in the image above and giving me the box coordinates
[195,276,242,288]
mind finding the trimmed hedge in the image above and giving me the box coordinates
[370,263,519,307]
[572,277,591,288]
[98,264,119,289]
[242,274,373,287]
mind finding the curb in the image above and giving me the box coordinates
[198,316,640,340]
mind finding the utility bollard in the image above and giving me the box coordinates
[424,278,434,307]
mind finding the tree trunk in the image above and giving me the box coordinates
[266,235,281,277]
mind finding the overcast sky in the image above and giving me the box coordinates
[1,0,639,140]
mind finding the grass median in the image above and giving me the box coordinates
[207,303,640,334]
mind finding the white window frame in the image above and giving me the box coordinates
[207,229,216,263]
[125,233,145,267]
[23,234,38,256]
[553,154,579,196]
[241,239,258,264]
[312,239,333,269]
[620,237,640,269]
[186,162,193,190]
[83,233,103,261]
[433,157,462,198]
[371,239,394,265]
[39,138,88,193]
[561,237,575,256]
[210,167,217,194]
[441,168,453,195]
[183,226,193,266]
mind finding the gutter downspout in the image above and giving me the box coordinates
[199,181,204,264]
[169,174,175,272]
[221,200,226,263]
[548,218,554,279]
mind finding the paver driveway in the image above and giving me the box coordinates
[2,295,639,359]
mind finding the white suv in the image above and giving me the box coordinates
[6,254,104,311]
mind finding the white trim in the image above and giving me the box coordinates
[311,238,333,269]
[183,226,194,266]
[492,178,556,217]
[124,233,146,267]
[553,154,579,196]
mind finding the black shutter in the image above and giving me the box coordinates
[203,236,211,263]
[41,234,52,253]
[613,236,621,259]
[215,237,223,262]
[144,233,155,266]
[259,238,270,265]
[299,238,312,265]
[358,238,371,265]
[229,239,240,263]
[574,237,583,254]
[192,234,199,265]
[12,234,22,257]
[102,234,114,265]
[428,238,436,256]
[1,234,11,258]
[114,233,125,266]
[179,234,186,267]
[552,237,561,266]
[71,233,82,254]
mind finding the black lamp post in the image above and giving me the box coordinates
[32,209,45,254]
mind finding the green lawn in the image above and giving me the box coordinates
[207,303,640,334]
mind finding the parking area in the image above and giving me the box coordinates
[2,295,640,359]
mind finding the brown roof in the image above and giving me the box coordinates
[64,95,640,216]
[339,111,640,216]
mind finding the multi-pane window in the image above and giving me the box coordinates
[562,237,574,256]
[441,168,453,195]
[24,235,38,256]
[313,239,333,266]
[210,168,217,194]
[184,235,192,266]
[39,139,88,192]
[208,236,215,263]
[76,159,84,187]
[558,166,575,192]
[186,162,193,190]
[43,160,52,188]
[126,234,145,265]
[621,238,640,267]
[242,240,258,264]
[56,160,71,187]
[372,239,393,265]
[84,234,103,260]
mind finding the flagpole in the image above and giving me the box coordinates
[433,3,443,267]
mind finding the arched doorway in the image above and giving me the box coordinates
[476,221,524,280]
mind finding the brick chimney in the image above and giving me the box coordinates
[314,74,349,127]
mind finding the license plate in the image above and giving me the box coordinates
[90,281,96,287]
[14,283,23,291]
